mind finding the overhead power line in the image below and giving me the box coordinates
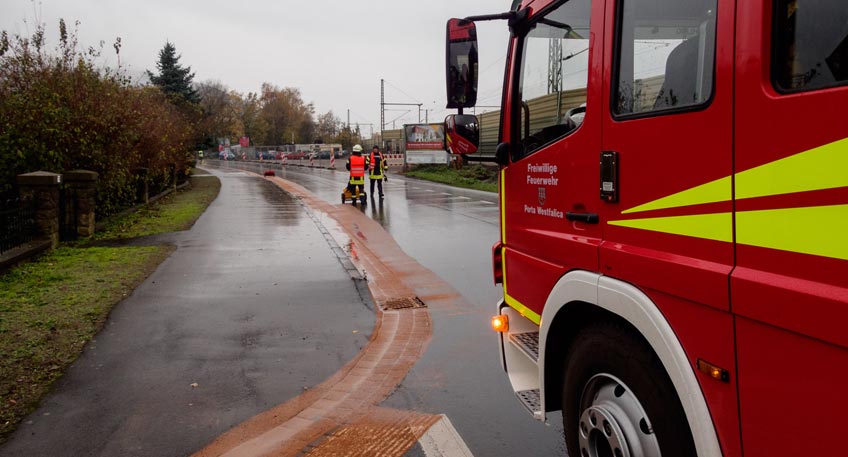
[384,79,423,104]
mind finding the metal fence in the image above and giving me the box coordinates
[59,188,78,242]
[0,199,36,254]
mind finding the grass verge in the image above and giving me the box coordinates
[404,164,498,193]
[95,172,221,239]
[0,172,220,444]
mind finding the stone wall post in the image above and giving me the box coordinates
[17,171,62,249]
[64,170,99,238]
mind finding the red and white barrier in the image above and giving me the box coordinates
[330,154,335,168]
[385,154,404,167]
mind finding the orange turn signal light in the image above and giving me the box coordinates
[491,315,509,333]
[697,359,730,383]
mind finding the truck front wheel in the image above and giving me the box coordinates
[562,322,696,457]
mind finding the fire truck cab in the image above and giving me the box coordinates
[445,0,847,456]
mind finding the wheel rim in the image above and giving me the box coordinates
[577,374,661,457]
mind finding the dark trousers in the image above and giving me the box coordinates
[348,178,364,194]
[370,177,383,196]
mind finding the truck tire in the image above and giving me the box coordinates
[562,321,696,457]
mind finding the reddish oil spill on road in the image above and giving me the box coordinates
[194,175,472,456]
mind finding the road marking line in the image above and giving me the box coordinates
[409,196,473,202]
[419,415,475,457]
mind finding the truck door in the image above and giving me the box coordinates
[732,1,848,455]
[501,0,603,322]
[599,0,741,454]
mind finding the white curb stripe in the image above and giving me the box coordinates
[418,415,474,457]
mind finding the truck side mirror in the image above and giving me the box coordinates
[445,114,480,155]
[446,18,478,109]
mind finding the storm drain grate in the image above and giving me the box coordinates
[381,296,426,311]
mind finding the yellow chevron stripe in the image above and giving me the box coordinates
[609,205,848,260]
[737,137,848,200]
[737,205,848,261]
[608,213,733,243]
[621,137,848,215]
[622,177,731,214]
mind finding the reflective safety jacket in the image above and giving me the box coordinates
[368,152,386,179]
[349,155,365,185]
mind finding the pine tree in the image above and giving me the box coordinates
[147,41,199,104]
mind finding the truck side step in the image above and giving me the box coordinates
[516,388,542,416]
[509,331,540,362]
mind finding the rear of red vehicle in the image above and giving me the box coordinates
[447,0,848,455]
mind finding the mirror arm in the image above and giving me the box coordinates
[463,12,515,23]
[464,8,530,34]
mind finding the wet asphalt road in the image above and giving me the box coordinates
[0,171,374,456]
[208,160,567,456]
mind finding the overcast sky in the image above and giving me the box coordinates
[1,0,512,138]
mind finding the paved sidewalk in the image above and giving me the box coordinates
[0,168,374,457]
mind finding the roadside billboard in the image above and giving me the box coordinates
[404,124,447,164]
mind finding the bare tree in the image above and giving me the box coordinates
[260,83,316,145]
[196,80,241,146]
[316,110,340,142]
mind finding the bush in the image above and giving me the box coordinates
[0,21,197,216]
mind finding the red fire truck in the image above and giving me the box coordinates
[444,1,847,456]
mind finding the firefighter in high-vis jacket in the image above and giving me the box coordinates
[367,145,388,199]
[346,144,366,195]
